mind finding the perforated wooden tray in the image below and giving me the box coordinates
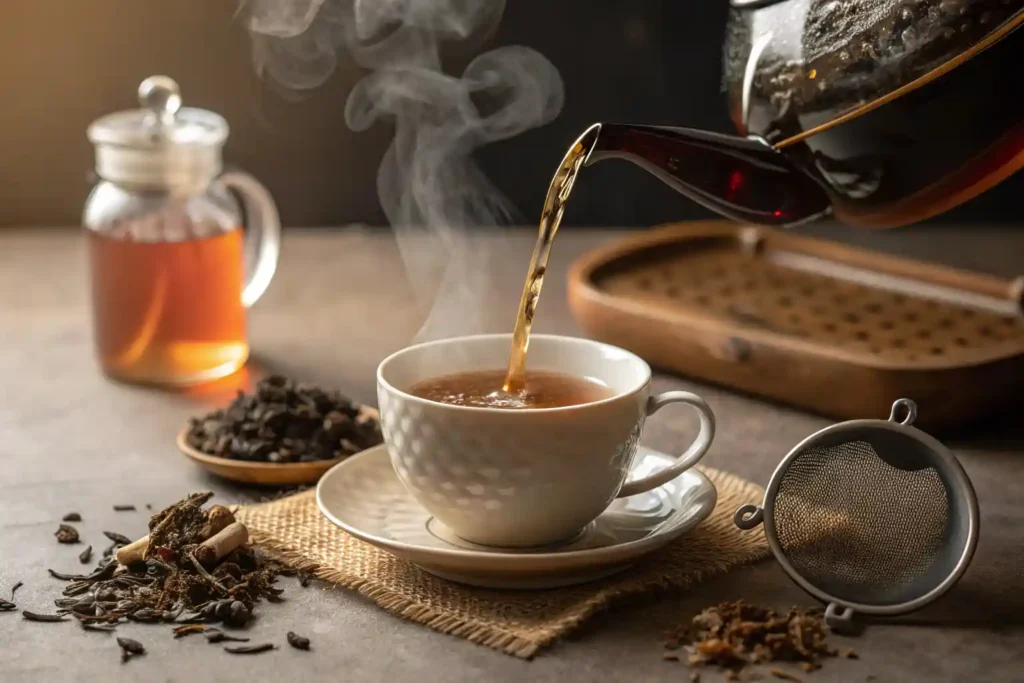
[568,221,1024,431]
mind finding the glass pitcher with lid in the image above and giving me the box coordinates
[84,75,280,386]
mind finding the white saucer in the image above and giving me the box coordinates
[316,444,718,589]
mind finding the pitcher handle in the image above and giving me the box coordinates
[219,171,281,308]
[616,392,716,497]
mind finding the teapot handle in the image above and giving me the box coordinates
[219,171,281,308]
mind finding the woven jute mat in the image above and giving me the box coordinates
[236,466,767,659]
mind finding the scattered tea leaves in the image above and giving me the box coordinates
[62,512,82,522]
[286,631,310,650]
[82,622,118,633]
[113,505,137,512]
[666,602,847,678]
[78,546,93,564]
[0,598,16,611]
[224,643,274,655]
[22,610,67,622]
[103,531,132,546]
[117,637,146,663]
[145,503,153,511]
[297,570,311,588]
[55,524,80,544]
[10,582,23,600]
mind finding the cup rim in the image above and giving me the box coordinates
[376,333,651,414]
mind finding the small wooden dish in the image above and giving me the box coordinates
[176,406,382,486]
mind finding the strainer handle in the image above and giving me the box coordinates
[617,391,715,498]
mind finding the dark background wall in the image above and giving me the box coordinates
[0,1,1019,228]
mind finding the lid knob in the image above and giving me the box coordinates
[138,76,182,126]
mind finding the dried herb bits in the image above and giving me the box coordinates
[117,637,145,663]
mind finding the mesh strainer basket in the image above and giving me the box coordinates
[734,399,979,633]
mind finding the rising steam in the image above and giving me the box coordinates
[241,0,565,341]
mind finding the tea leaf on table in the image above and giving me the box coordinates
[286,631,310,650]
[55,524,80,544]
[224,643,274,655]
[22,610,67,622]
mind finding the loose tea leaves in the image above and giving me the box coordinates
[55,524,80,544]
[224,643,275,655]
[286,631,310,650]
[0,598,16,611]
[666,602,847,677]
[79,546,93,564]
[63,512,82,522]
[185,375,383,464]
[10,582,23,600]
[113,505,137,512]
[117,637,145,663]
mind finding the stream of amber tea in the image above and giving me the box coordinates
[88,229,248,385]
[502,135,593,392]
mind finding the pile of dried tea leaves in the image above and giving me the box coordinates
[664,601,857,681]
[8,494,316,662]
[45,493,282,629]
[186,375,382,464]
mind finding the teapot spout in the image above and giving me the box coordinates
[581,123,831,227]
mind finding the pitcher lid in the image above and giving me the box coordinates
[87,76,228,188]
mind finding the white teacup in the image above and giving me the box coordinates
[376,334,715,548]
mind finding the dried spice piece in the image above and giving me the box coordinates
[286,631,310,650]
[113,505,137,512]
[63,512,82,522]
[185,375,383,465]
[79,546,93,564]
[22,610,67,622]
[667,602,846,677]
[55,524,80,544]
[224,643,274,655]
[117,637,145,663]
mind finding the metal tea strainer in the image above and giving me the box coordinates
[733,399,979,633]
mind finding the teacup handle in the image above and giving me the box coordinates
[616,391,716,498]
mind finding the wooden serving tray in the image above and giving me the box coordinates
[568,222,1024,431]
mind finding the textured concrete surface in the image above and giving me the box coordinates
[1,225,1022,682]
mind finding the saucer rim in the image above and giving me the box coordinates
[315,443,718,566]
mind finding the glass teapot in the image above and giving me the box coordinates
[84,76,280,386]
[575,2,1022,228]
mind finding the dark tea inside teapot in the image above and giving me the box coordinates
[575,1,1023,228]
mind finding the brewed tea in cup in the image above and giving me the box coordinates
[377,334,716,547]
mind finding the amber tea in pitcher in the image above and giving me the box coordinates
[84,76,281,386]
[88,225,249,385]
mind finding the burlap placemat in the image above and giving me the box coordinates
[237,466,767,659]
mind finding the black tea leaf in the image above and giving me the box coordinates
[287,631,310,650]
[62,512,82,522]
[22,610,67,622]
[79,546,93,564]
[224,643,274,655]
